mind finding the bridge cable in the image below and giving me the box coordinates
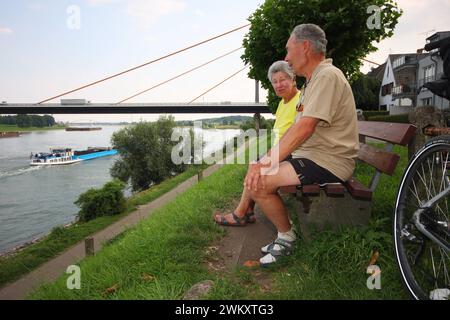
[37,23,250,104]
[116,47,243,104]
[361,58,381,66]
[188,66,248,104]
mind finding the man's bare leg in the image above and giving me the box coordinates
[249,162,300,232]
[249,161,300,264]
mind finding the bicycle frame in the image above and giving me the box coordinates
[412,185,450,253]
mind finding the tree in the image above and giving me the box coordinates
[0,115,16,125]
[16,114,31,127]
[30,115,45,127]
[240,115,274,131]
[5,114,56,127]
[351,74,381,110]
[110,116,188,192]
[241,0,402,113]
[43,115,56,127]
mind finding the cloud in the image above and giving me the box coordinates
[27,3,44,11]
[86,0,117,6]
[194,9,205,17]
[125,0,187,28]
[0,27,13,34]
[85,0,187,28]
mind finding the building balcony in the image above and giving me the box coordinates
[392,84,417,98]
[418,73,445,87]
[393,56,419,70]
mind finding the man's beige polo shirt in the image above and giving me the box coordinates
[291,59,358,181]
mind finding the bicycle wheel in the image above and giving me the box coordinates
[394,135,450,300]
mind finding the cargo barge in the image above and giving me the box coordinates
[30,147,117,166]
[0,132,20,138]
[65,127,102,131]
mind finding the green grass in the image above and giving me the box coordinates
[27,143,411,299]
[126,164,208,209]
[0,165,207,288]
[28,164,247,299]
[0,124,66,132]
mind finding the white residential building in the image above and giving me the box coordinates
[378,31,450,114]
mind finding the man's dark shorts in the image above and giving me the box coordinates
[286,157,342,185]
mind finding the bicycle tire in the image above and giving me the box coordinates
[394,135,450,300]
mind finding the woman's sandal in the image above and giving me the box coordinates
[214,211,256,226]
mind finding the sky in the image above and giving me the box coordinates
[0,0,449,123]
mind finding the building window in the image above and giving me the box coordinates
[381,82,394,96]
[424,65,435,81]
[422,98,432,106]
[393,56,405,68]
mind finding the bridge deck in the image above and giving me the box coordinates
[0,103,270,114]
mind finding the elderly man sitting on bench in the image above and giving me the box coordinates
[245,24,359,266]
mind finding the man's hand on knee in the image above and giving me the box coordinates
[244,162,270,191]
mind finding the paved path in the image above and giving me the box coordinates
[0,164,222,300]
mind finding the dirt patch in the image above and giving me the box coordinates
[204,202,279,292]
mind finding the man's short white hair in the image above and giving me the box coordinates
[291,24,327,55]
[267,61,295,83]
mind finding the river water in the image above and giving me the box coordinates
[0,125,240,254]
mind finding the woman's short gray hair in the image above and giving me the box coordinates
[291,24,327,55]
[267,61,295,83]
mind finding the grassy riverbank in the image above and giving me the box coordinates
[0,124,66,132]
[28,145,410,299]
[0,164,207,288]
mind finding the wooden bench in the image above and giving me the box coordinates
[280,121,417,237]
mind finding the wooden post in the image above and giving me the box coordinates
[408,106,445,159]
[197,170,203,181]
[255,80,260,103]
[254,113,261,137]
[85,237,94,256]
[408,133,418,161]
[254,80,261,137]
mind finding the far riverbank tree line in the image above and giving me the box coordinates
[0,115,56,128]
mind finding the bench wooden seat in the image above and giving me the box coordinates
[279,121,416,237]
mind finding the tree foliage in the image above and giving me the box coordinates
[241,0,402,113]
[351,74,381,110]
[75,179,126,222]
[0,114,56,127]
[110,116,188,192]
[240,115,274,131]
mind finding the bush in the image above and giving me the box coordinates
[75,180,126,222]
[362,111,389,119]
[367,114,410,123]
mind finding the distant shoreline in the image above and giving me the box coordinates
[0,125,66,133]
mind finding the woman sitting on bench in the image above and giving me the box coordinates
[214,60,300,226]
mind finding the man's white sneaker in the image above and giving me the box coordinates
[260,237,295,264]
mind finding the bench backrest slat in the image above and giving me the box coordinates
[358,143,400,175]
[358,121,416,145]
